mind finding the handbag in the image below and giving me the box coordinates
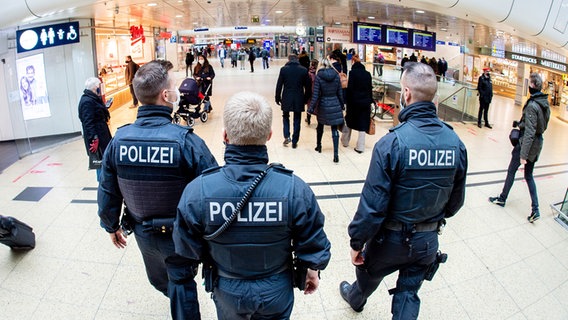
[88,149,103,170]
[509,128,520,146]
[367,118,376,135]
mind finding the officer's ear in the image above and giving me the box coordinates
[222,129,229,144]
[267,130,272,142]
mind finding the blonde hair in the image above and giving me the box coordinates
[223,92,272,145]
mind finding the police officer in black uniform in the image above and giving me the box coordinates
[339,62,468,319]
[173,91,331,320]
[98,60,218,319]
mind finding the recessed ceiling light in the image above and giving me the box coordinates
[193,22,198,25]
[275,10,283,14]
[265,19,271,22]
[147,3,157,7]
[440,28,447,31]
[368,16,375,19]
[416,10,425,13]
[176,15,183,18]
[335,22,341,25]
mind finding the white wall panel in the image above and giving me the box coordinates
[534,0,568,48]
[504,0,553,35]
[452,0,514,23]
[412,0,460,8]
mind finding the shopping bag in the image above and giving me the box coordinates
[89,149,103,170]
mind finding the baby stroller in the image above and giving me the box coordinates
[173,78,211,127]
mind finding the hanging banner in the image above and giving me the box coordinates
[16,53,51,120]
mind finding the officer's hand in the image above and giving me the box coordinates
[89,137,99,153]
[303,269,319,295]
[109,230,127,249]
[351,249,364,266]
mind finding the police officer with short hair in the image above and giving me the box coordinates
[98,60,217,319]
[339,62,468,319]
[173,91,331,320]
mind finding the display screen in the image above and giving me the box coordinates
[412,30,436,51]
[385,27,409,46]
[353,22,382,45]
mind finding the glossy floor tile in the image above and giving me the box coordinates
[1,58,568,319]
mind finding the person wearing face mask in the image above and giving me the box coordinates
[489,73,551,223]
[78,77,112,181]
[193,54,215,97]
[98,60,218,319]
[476,67,493,128]
[339,62,468,319]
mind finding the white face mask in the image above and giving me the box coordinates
[166,89,181,107]
[198,60,204,65]
[399,91,407,110]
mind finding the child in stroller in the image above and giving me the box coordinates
[173,78,212,127]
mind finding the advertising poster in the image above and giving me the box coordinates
[464,55,473,82]
[16,53,51,120]
[324,27,351,43]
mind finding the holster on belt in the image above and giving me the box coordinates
[292,257,308,291]
[142,217,175,234]
[202,257,218,293]
[120,207,135,235]
[424,250,448,281]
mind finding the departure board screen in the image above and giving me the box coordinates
[352,22,383,45]
[412,30,436,51]
[385,27,409,46]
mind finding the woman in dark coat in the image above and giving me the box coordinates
[341,55,372,153]
[308,58,345,163]
[78,77,112,181]
[193,54,215,96]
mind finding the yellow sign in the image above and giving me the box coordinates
[251,15,260,23]
[247,38,256,44]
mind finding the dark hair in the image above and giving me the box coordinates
[529,73,543,91]
[26,65,35,73]
[288,54,299,62]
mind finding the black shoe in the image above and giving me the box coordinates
[333,155,339,163]
[354,148,363,154]
[528,211,540,223]
[315,145,322,153]
[339,281,363,312]
[292,143,297,149]
[489,196,506,207]
[283,138,291,146]
[477,123,482,128]
[485,124,492,129]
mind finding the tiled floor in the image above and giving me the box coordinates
[1,59,568,320]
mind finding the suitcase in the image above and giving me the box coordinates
[0,215,36,250]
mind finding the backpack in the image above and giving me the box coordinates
[333,66,348,89]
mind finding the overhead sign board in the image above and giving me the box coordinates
[17,21,80,53]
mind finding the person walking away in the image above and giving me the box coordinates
[489,72,551,222]
[275,54,311,148]
[194,54,215,97]
[125,55,139,108]
[98,60,218,319]
[230,49,238,68]
[218,46,226,68]
[248,48,256,72]
[373,52,385,77]
[174,91,331,320]
[185,51,194,78]
[401,54,409,78]
[308,58,345,163]
[477,67,493,128]
[78,77,112,181]
[261,48,270,69]
[332,44,348,74]
[298,49,310,70]
[339,62,468,319]
[305,59,319,126]
[341,55,372,153]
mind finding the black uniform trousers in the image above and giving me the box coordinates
[212,271,294,320]
[345,229,438,320]
[477,100,490,126]
[133,223,200,319]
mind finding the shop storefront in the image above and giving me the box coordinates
[94,25,154,108]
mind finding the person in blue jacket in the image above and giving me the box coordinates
[98,60,218,319]
[339,62,468,319]
[173,91,331,320]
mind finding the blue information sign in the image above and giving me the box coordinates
[17,21,80,53]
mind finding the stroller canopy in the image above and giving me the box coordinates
[179,78,201,105]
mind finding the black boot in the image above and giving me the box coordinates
[315,124,323,153]
[332,127,339,163]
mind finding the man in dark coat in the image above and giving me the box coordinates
[125,55,140,108]
[185,51,194,77]
[78,77,112,181]
[342,55,373,153]
[477,67,493,128]
[275,54,311,148]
